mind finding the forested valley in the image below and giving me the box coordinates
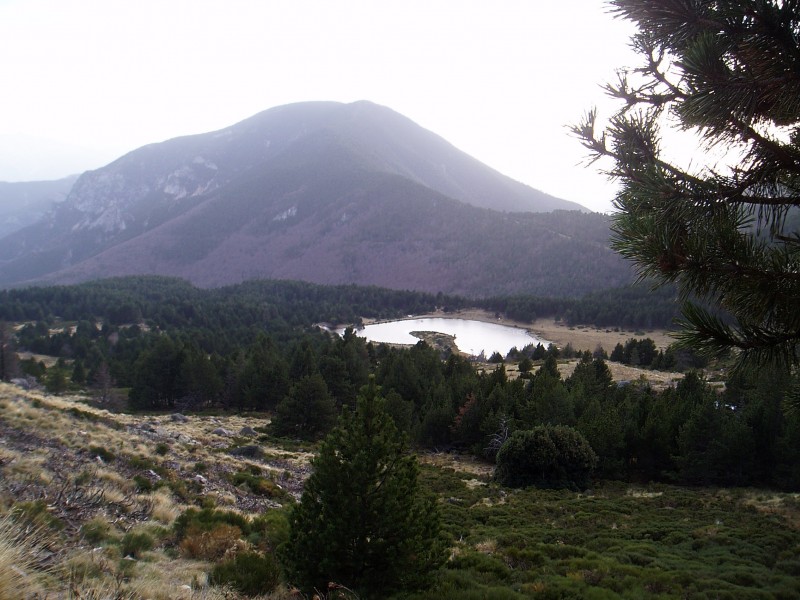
[1,275,799,599]
[1,275,797,490]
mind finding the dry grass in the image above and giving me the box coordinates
[557,359,683,391]
[0,514,50,599]
[0,381,314,598]
[529,317,675,352]
[150,488,183,525]
[418,452,494,477]
[742,491,800,529]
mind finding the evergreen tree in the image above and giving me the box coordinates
[271,374,337,441]
[0,322,19,381]
[576,0,800,367]
[44,366,69,395]
[522,367,573,428]
[71,360,86,385]
[285,378,446,596]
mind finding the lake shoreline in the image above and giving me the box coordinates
[362,308,675,354]
[352,312,548,357]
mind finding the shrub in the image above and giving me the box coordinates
[80,517,114,544]
[209,551,282,596]
[120,531,154,558]
[174,507,252,540]
[12,500,63,530]
[231,472,290,500]
[495,426,598,490]
[66,406,100,422]
[88,445,115,462]
[133,475,153,492]
[179,523,242,560]
[250,510,290,551]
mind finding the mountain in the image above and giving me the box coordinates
[0,101,629,297]
[0,175,77,238]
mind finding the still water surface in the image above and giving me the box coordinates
[338,317,549,358]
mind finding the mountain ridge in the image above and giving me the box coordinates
[0,101,624,297]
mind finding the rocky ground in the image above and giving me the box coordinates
[0,383,313,599]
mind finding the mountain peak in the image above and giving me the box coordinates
[0,102,612,294]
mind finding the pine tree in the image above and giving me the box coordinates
[0,322,19,381]
[271,374,336,440]
[284,378,446,596]
[575,0,800,368]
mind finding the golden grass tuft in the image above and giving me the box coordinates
[474,538,497,554]
[0,513,49,599]
[6,452,53,486]
[149,488,183,525]
[124,557,226,600]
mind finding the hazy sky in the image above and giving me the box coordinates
[0,1,637,212]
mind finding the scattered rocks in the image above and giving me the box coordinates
[228,445,263,458]
[10,378,32,390]
[173,433,194,444]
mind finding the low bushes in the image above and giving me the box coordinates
[495,425,598,490]
[209,551,282,596]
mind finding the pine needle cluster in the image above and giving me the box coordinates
[575,0,800,369]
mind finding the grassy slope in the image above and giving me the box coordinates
[0,383,798,599]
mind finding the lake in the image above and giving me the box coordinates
[337,317,549,358]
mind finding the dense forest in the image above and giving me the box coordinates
[0,274,679,333]
[0,276,797,491]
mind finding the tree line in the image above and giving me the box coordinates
[0,275,680,335]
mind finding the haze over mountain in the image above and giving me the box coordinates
[0,101,630,297]
[0,175,77,238]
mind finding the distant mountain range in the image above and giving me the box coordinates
[0,176,77,238]
[0,101,631,297]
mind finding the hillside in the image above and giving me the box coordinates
[0,176,77,238]
[1,383,799,599]
[0,102,628,296]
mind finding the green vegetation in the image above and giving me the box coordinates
[1,274,797,489]
[209,551,282,596]
[120,530,154,558]
[271,373,337,440]
[2,274,799,597]
[495,426,598,490]
[231,471,291,502]
[576,0,800,367]
[285,379,447,596]
[418,469,800,599]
